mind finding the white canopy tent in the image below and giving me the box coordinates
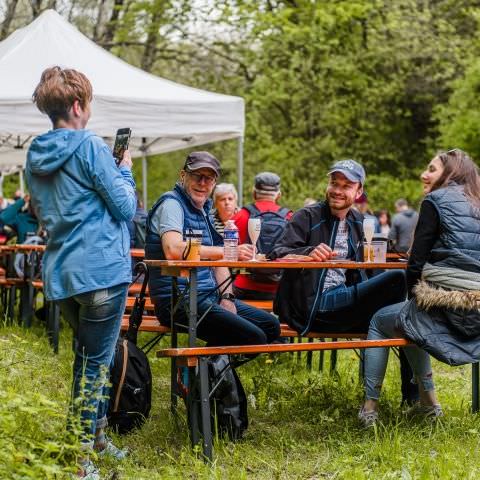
[0,10,245,205]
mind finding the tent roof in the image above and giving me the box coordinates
[0,10,244,169]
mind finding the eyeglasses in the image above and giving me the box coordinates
[187,171,217,185]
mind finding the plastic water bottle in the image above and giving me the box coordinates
[223,220,239,261]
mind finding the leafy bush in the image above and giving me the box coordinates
[0,331,81,479]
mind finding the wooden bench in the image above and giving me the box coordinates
[156,339,480,462]
[156,337,413,461]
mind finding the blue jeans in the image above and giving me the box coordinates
[364,301,435,400]
[58,283,128,448]
[313,270,407,332]
[157,293,280,346]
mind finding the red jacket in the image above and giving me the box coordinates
[233,200,292,293]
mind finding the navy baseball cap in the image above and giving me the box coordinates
[184,151,221,176]
[328,159,366,184]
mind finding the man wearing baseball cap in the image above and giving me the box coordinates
[269,159,416,405]
[144,151,280,347]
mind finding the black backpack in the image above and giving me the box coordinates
[108,263,153,434]
[244,204,290,284]
[188,355,248,441]
[209,355,248,440]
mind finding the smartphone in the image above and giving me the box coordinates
[112,128,132,165]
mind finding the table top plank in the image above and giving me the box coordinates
[145,259,407,269]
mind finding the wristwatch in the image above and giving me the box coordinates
[221,292,236,302]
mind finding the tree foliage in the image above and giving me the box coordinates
[1,0,480,209]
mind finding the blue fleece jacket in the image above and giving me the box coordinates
[26,129,136,300]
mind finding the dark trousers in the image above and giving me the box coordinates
[312,270,418,403]
[157,295,280,347]
[233,286,275,301]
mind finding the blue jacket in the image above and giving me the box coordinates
[26,128,136,300]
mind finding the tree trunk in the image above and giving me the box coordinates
[93,0,108,42]
[141,9,163,72]
[102,0,125,49]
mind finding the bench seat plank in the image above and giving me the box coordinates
[157,338,411,357]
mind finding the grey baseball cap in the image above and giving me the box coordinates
[184,151,221,176]
[254,172,281,192]
[328,159,366,184]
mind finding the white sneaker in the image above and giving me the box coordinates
[96,438,128,461]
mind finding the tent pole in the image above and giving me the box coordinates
[237,136,244,207]
[141,138,148,208]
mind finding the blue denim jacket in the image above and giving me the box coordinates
[26,128,136,300]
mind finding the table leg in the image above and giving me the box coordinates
[330,340,338,373]
[358,349,365,381]
[198,357,213,462]
[8,285,16,322]
[170,277,178,415]
[188,269,198,347]
[472,363,479,414]
[306,338,313,370]
[319,339,325,372]
[188,366,200,450]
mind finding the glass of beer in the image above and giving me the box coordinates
[183,229,202,261]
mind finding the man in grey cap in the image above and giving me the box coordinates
[232,171,292,300]
[270,159,417,406]
[144,152,280,347]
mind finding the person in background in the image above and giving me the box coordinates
[145,151,280,346]
[233,172,292,300]
[0,195,11,211]
[303,197,317,207]
[0,194,38,243]
[26,66,136,479]
[212,183,238,236]
[375,209,391,237]
[388,198,418,253]
[128,192,148,249]
[359,149,480,427]
[13,189,23,201]
[354,192,380,233]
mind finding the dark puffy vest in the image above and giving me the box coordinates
[145,183,223,304]
[427,184,480,272]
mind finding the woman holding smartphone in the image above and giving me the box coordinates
[359,148,480,427]
[26,67,136,479]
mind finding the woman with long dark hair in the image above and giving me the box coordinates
[359,149,480,427]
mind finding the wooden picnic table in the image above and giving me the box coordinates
[144,258,408,459]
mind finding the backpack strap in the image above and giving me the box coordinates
[277,207,291,219]
[243,203,261,217]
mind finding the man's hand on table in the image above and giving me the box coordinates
[309,243,337,262]
[238,244,255,261]
[220,298,237,314]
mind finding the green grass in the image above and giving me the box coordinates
[1,322,480,479]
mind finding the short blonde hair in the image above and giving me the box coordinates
[32,66,93,123]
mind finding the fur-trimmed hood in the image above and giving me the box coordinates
[414,281,480,311]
